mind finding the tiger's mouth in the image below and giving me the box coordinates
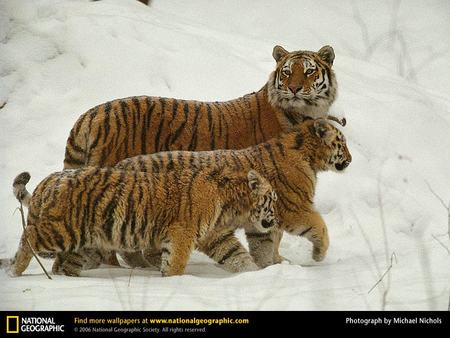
[335,161,350,171]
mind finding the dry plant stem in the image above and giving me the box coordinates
[431,234,450,256]
[377,172,391,310]
[19,201,52,280]
[128,268,134,287]
[425,181,450,241]
[368,252,396,294]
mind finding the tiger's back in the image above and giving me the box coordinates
[64,45,338,170]
[64,94,281,169]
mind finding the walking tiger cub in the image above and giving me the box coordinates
[63,44,341,267]
[59,118,351,271]
[7,168,277,277]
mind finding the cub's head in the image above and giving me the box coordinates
[268,45,337,124]
[247,170,278,233]
[308,119,352,172]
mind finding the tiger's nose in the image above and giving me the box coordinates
[288,85,301,94]
[262,219,274,229]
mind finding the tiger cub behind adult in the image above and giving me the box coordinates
[8,168,277,277]
[114,119,352,268]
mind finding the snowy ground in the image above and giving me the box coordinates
[0,0,449,311]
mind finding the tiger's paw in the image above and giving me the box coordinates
[312,248,326,262]
[273,254,290,265]
[219,256,259,273]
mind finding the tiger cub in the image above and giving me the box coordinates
[7,167,277,277]
[70,118,351,270]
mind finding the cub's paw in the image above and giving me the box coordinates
[312,248,326,262]
[219,256,260,273]
[273,254,291,265]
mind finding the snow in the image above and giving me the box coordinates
[0,0,449,311]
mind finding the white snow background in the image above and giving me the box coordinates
[0,0,449,310]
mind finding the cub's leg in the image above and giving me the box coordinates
[9,224,58,276]
[245,229,276,268]
[143,248,162,268]
[102,251,121,266]
[299,211,329,262]
[53,249,105,276]
[9,238,34,277]
[271,228,289,264]
[198,231,259,273]
[160,225,194,277]
[120,251,152,268]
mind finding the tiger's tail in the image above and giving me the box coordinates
[13,172,31,208]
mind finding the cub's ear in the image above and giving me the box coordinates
[248,170,262,192]
[273,45,289,62]
[318,45,335,66]
[248,169,270,195]
[313,119,333,143]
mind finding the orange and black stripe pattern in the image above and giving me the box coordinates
[63,46,338,171]
[10,165,277,277]
[63,92,283,169]
[115,119,351,268]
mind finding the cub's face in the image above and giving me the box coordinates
[312,120,352,172]
[247,170,278,233]
[271,45,336,110]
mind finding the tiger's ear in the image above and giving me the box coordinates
[248,170,269,195]
[313,119,333,144]
[273,45,289,62]
[318,45,335,66]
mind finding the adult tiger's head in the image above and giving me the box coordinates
[267,45,337,126]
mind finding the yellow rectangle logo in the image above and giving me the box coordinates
[6,316,19,334]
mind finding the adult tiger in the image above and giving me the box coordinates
[63,45,340,266]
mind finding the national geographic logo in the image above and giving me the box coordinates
[6,316,19,334]
[6,316,65,334]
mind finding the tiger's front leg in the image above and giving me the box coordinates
[160,225,195,277]
[282,210,329,262]
[245,228,277,268]
[271,227,289,264]
[53,249,105,276]
[198,231,259,273]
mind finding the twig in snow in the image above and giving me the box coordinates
[376,171,392,310]
[18,201,52,280]
[431,234,450,256]
[368,252,397,294]
[425,181,450,241]
[128,268,134,287]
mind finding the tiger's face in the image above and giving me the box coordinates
[311,119,352,172]
[247,170,278,233]
[268,45,337,124]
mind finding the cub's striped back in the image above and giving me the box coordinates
[9,166,277,277]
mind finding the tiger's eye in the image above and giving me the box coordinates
[282,69,291,77]
[305,69,314,76]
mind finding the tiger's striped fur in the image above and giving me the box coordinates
[62,45,338,267]
[76,119,351,270]
[8,167,277,277]
[63,45,337,170]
